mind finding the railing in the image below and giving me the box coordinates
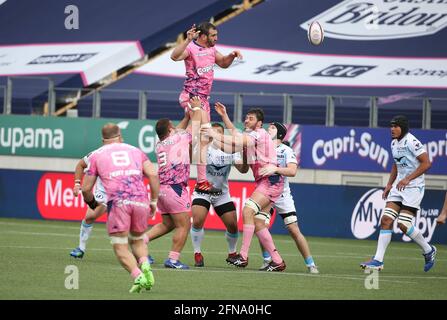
[3,77,447,129]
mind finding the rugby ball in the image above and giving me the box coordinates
[308,21,324,46]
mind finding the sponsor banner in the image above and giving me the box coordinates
[269,184,447,244]
[350,188,441,243]
[299,125,447,175]
[2,169,445,244]
[14,169,260,231]
[300,0,447,41]
[0,115,245,161]
[135,44,447,89]
[0,115,158,160]
[0,42,143,85]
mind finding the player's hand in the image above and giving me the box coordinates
[259,164,277,177]
[186,24,200,41]
[396,177,410,191]
[201,127,215,139]
[231,50,243,60]
[214,102,228,117]
[189,96,202,111]
[149,204,156,218]
[382,184,392,200]
[73,183,82,197]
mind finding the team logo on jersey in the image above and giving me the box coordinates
[351,188,385,239]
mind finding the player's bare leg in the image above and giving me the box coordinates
[190,102,220,193]
[129,231,154,290]
[110,232,149,293]
[146,215,175,241]
[164,212,191,269]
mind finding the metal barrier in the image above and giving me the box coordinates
[4,77,447,129]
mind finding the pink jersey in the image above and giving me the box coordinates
[246,128,278,182]
[183,41,216,97]
[87,143,149,203]
[156,130,192,185]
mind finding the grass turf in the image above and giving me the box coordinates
[0,217,446,300]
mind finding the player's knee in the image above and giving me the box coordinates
[244,198,261,217]
[397,212,413,234]
[380,216,393,228]
[282,212,297,226]
[110,236,128,246]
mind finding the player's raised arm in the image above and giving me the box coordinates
[215,50,243,68]
[214,102,237,131]
[171,24,199,61]
[176,107,191,130]
[234,148,249,174]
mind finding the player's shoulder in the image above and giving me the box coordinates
[279,143,293,152]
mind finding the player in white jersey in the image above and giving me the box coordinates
[257,122,319,274]
[190,122,249,267]
[70,150,108,258]
[361,115,437,272]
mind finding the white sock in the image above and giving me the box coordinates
[190,227,204,253]
[406,226,432,254]
[374,229,392,262]
[225,231,238,253]
[79,220,93,252]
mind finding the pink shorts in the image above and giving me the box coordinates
[254,175,284,203]
[106,199,150,235]
[179,90,210,120]
[158,184,191,214]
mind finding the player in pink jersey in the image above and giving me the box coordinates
[171,22,242,194]
[202,103,286,271]
[144,104,198,269]
[82,123,160,293]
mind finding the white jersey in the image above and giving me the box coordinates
[276,143,298,195]
[206,145,241,194]
[83,151,106,196]
[391,132,426,188]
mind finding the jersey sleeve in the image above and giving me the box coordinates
[246,131,258,146]
[285,147,298,165]
[86,152,98,177]
[408,137,426,158]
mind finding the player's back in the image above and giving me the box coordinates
[156,130,191,185]
[88,143,148,202]
[247,128,278,181]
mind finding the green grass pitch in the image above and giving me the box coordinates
[0,217,446,300]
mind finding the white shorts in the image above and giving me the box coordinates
[387,186,424,210]
[94,179,108,203]
[273,192,296,214]
[192,191,232,208]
